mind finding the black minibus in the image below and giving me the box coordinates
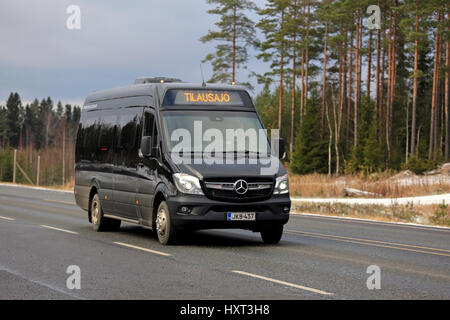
[75,77,291,245]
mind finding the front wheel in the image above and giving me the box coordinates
[155,201,177,245]
[260,224,283,244]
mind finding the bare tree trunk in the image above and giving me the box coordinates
[334,86,343,175]
[299,45,305,125]
[434,11,443,156]
[376,25,381,129]
[380,27,386,142]
[343,28,348,137]
[346,27,354,152]
[367,29,373,100]
[278,12,285,133]
[290,32,297,155]
[411,2,419,155]
[354,10,360,147]
[279,51,284,132]
[429,10,441,159]
[325,98,333,176]
[386,3,393,158]
[406,97,409,161]
[232,6,237,84]
[304,1,311,116]
[321,22,329,135]
[389,1,398,153]
[445,12,450,160]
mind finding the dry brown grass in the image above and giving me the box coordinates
[288,172,450,198]
[0,179,74,191]
[41,178,74,191]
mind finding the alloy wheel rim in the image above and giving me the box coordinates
[92,200,99,225]
[156,209,167,237]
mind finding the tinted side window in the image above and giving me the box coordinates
[97,109,119,164]
[84,110,101,161]
[98,115,117,149]
[119,113,138,151]
[117,107,143,167]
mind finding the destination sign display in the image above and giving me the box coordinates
[163,89,249,107]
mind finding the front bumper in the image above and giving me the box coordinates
[166,194,290,231]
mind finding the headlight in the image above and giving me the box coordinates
[274,174,289,195]
[173,173,204,195]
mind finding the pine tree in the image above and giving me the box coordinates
[56,101,63,119]
[6,92,22,148]
[201,0,258,86]
[290,99,328,174]
[256,0,289,131]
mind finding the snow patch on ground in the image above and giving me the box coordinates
[291,193,450,206]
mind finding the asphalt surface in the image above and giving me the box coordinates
[0,184,449,300]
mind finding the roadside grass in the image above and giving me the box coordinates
[431,202,450,226]
[2,176,449,227]
[289,172,450,198]
[0,178,74,191]
[291,201,450,227]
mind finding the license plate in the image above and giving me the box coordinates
[227,212,256,221]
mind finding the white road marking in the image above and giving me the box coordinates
[232,270,333,296]
[40,225,78,235]
[113,242,172,257]
[0,215,15,221]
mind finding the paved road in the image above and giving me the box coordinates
[0,184,449,300]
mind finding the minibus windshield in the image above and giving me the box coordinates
[162,110,271,154]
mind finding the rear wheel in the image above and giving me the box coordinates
[91,194,121,231]
[260,224,283,244]
[155,201,177,245]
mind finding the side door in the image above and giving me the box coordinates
[112,106,143,220]
[136,109,159,224]
[95,106,118,214]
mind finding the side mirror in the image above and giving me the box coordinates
[140,136,152,157]
[273,138,286,159]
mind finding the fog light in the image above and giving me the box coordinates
[177,206,192,214]
[282,206,290,213]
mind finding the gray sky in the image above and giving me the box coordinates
[0,0,267,107]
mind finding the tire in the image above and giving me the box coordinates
[90,193,121,232]
[155,201,177,245]
[260,224,283,244]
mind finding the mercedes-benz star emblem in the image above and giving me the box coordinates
[234,179,248,195]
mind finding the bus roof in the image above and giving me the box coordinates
[84,82,248,106]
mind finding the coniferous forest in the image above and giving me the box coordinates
[202,0,450,175]
[0,94,80,186]
[1,0,449,186]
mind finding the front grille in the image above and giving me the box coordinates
[202,177,274,202]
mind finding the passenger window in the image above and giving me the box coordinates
[84,111,101,160]
[98,115,117,149]
[117,107,143,168]
[119,113,138,151]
